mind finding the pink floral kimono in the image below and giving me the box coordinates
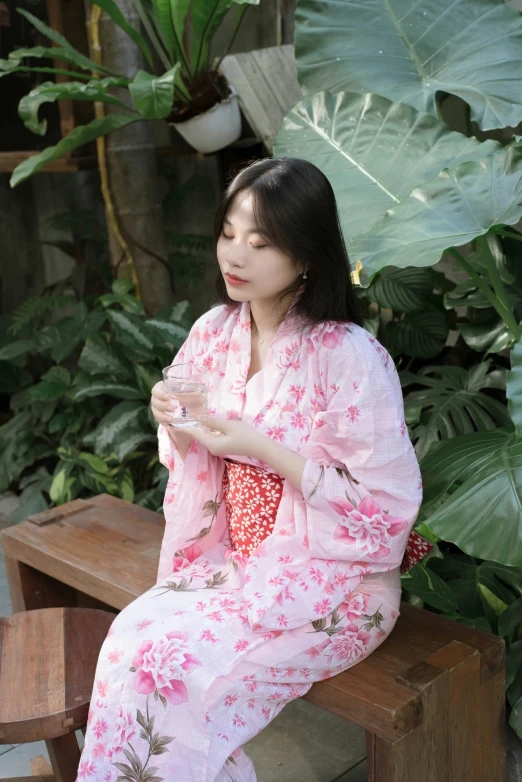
[76,300,423,782]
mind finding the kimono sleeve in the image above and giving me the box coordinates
[244,331,423,632]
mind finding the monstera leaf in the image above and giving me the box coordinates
[274,90,499,244]
[295,0,522,130]
[401,363,510,459]
[420,428,522,566]
[349,144,522,283]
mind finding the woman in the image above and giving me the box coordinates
[76,158,424,782]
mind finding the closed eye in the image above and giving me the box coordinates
[222,231,267,249]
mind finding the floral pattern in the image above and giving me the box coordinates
[76,300,423,782]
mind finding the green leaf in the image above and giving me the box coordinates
[145,318,189,348]
[386,307,448,358]
[507,639,522,688]
[295,0,522,130]
[401,363,512,460]
[86,401,150,459]
[498,595,522,637]
[0,339,35,360]
[90,0,154,68]
[49,469,66,504]
[10,113,140,187]
[429,555,522,619]
[14,9,122,76]
[274,90,499,245]
[129,65,180,119]
[98,293,145,315]
[68,382,143,402]
[19,78,129,136]
[27,380,69,402]
[106,310,155,352]
[78,334,132,379]
[112,279,136,296]
[350,145,522,283]
[509,695,522,738]
[366,267,434,313]
[478,584,508,616]
[507,338,522,437]
[400,562,459,613]
[457,314,514,356]
[78,452,110,474]
[421,428,522,566]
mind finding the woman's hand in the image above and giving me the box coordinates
[150,380,193,462]
[189,416,265,459]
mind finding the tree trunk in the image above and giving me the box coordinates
[86,0,172,316]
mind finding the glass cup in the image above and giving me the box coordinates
[162,362,209,428]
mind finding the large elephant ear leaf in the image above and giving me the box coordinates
[507,338,522,436]
[420,429,522,566]
[349,144,522,284]
[274,90,499,245]
[295,0,522,130]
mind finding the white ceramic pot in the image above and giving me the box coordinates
[171,86,242,154]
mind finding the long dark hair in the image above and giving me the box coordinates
[213,157,363,329]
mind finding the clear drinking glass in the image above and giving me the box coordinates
[162,363,209,428]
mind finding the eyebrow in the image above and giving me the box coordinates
[223,216,262,235]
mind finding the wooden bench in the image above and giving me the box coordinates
[1,493,506,781]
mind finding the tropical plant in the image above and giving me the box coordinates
[0,279,193,521]
[0,0,259,186]
[278,0,522,737]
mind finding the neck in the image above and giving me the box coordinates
[249,296,290,336]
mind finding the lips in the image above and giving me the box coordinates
[225,273,248,283]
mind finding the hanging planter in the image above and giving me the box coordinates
[170,85,241,154]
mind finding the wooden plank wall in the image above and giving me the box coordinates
[219,44,302,153]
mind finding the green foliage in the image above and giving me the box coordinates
[0,279,193,519]
[1,0,260,186]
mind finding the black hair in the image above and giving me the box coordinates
[213,157,363,330]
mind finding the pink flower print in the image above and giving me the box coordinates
[304,645,323,660]
[195,601,207,612]
[225,694,239,707]
[215,339,230,353]
[314,598,332,615]
[308,567,325,585]
[132,631,202,706]
[201,354,214,371]
[200,629,219,645]
[234,639,250,652]
[230,338,241,352]
[276,614,288,627]
[93,717,108,738]
[226,409,241,420]
[224,547,248,569]
[172,542,202,574]
[253,411,265,426]
[78,759,97,777]
[111,704,136,753]
[399,420,407,437]
[314,383,325,399]
[247,698,256,708]
[290,412,307,430]
[289,384,306,402]
[322,622,372,663]
[96,679,109,698]
[136,618,154,633]
[162,453,175,472]
[337,592,369,621]
[267,425,287,442]
[346,405,360,422]
[262,706,271,720]
[188,440,199,455]
[322,323,345,349]
[233,713,246,727]
[107,650,123,664]
[92,742,107,759]
[330,494,410,560]
[207,610,225,623]
[331,383,340,394]
[277,555,294,564]
[202,329,211,343]
[314,417,327,429]
[197,470,208,483]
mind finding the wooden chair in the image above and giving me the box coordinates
[0,606,115,782]
[1,494,506,781]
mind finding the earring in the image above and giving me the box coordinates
[303,271,307,279]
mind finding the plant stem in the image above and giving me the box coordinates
[448,246,520,341]
[477,234,521,341]
[214,5,248,75]
[193,0,220,77]
[133,0,172,72]
[496,229,522,244]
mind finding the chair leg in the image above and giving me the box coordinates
[31,754,55,778]
[366,640,506,782]
[45,732,81,782]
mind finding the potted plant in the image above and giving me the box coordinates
[0,0,259,185]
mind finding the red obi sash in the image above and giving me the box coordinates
[222,458,432,573]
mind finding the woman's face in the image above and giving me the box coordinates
[216,190,303,304]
